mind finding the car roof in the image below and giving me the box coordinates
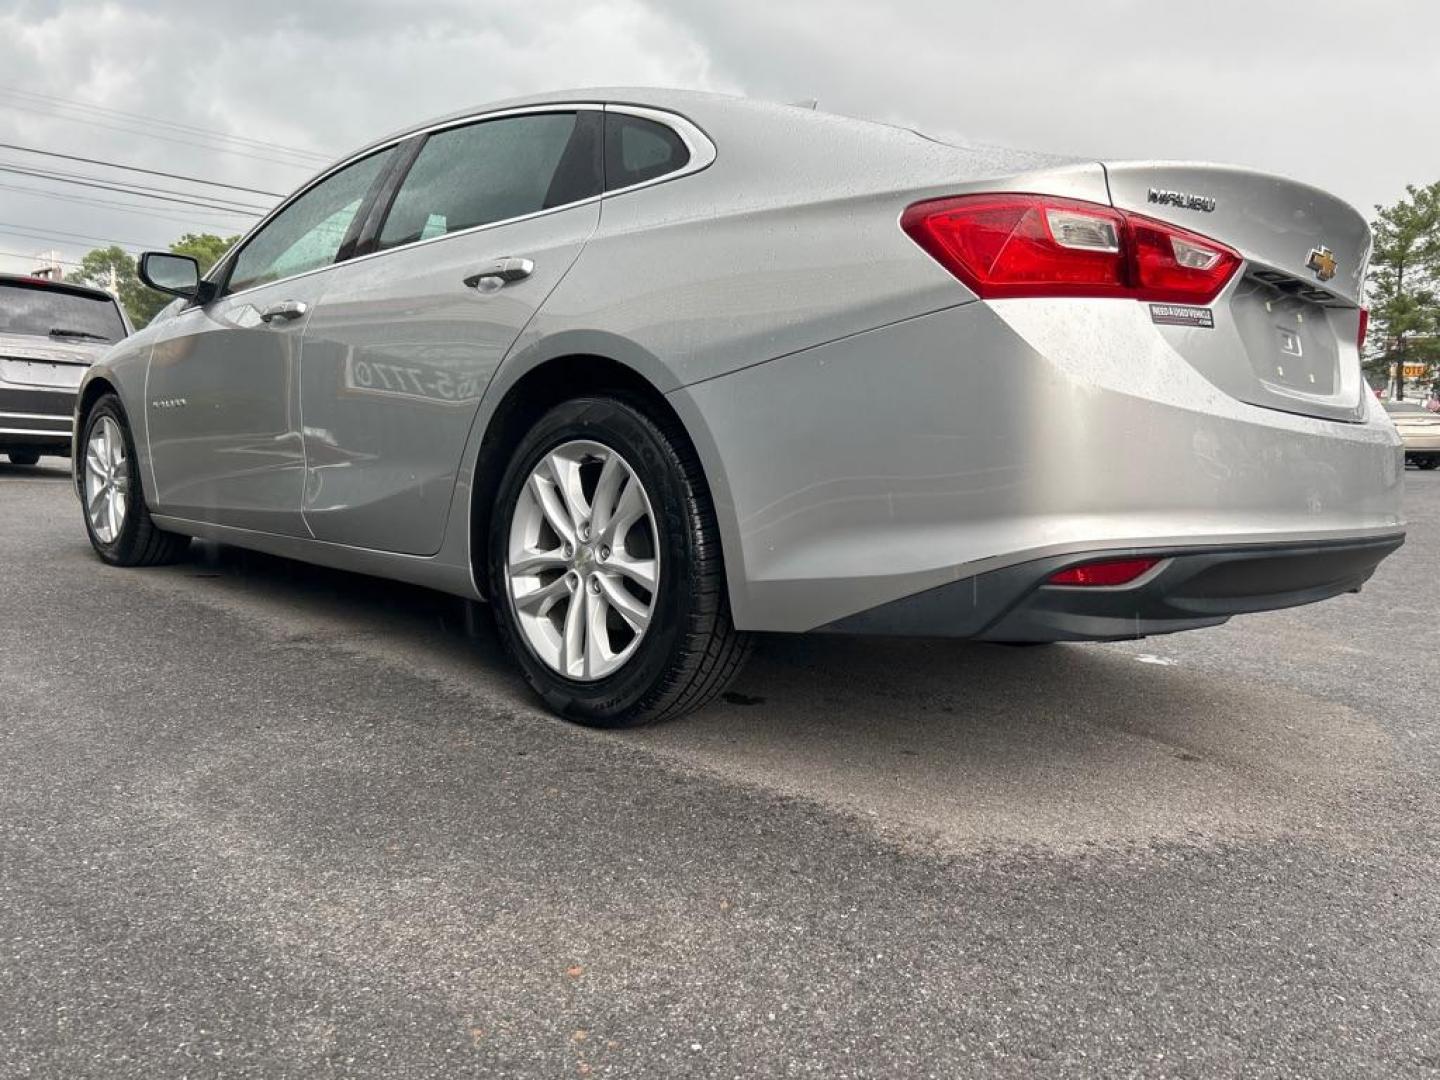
[0,273,116,303]
[348,87,902,164]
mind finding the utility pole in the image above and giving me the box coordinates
[1396,335,1407,401]
[29,250,62,280]
[1395,262,1407,401]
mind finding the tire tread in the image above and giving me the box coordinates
[592,394,752,725]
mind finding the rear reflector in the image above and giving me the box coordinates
[1357,307,1369,352]
[901,194,1241,304]
[1047,557,1161,587]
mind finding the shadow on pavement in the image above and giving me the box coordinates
[132,537,1390,853]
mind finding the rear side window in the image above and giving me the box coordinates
[604,113,689,190]
[0,282,125,342]
[377,112,597,250]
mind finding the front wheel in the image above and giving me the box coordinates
[488,396,751,727]
[79,395,191,566]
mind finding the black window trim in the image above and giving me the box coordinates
[350,134,427,260]
[201,102,715,302]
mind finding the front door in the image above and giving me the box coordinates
[297,109,603,554]
[144,147,395,535]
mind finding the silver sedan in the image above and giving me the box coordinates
[76,89,1405,725]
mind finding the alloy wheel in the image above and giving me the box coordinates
[84,415,128,545]
[505,439,660,681]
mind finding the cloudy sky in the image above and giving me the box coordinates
[1,0,1436,277]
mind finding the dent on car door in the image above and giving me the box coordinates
[143,148,395,535]
[297,109,602,555]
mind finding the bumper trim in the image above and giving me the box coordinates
[820,533,1406,642]
[0,425,72,437]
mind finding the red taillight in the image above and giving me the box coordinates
[1047,557,1161,587]
[1356,307,1369,352]
[901,194,1241,305]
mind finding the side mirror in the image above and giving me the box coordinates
[138,252,208,300]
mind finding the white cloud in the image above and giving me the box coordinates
[1,0,1436,275]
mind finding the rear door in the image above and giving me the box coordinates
[1106,162,1371,422]
[144,147,395,534]
[296,107,603,554]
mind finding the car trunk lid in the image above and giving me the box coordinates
[0,331,106,389]
[1105,162,1370,422]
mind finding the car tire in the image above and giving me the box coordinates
[79,394,191,567]
[487,395,751,727]
[1417,458,1439,471]
[6,450,40,466]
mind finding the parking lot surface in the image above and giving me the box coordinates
[2,463,1437,1078]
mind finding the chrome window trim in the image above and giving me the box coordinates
[210,102,716,304]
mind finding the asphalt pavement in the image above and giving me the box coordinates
[1,461,1437,1078]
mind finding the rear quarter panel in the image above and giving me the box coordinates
[528,99,1109,389]
[498,100,1112,620]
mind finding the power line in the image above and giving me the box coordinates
[0,163,268,216]
[0,84,332,162]
[0,95,323,171]
[0,161,270,212]
[0,222,160,251]
[0,248,87,268]
[0,180,248,234]
[0,88,331,170]
[0,142,286,198]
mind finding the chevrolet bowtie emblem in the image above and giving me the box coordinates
[1306,245,1338,282]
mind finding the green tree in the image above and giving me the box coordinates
[1366,182,1440,399]
[170,232,236,275]
[66,245,166,328]
[67,233,240,329]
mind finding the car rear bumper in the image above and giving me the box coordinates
[0,383,76,451]
[820,533,1404,641]
[672,300,1406,633]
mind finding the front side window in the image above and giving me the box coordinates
[604,113,689,190]
[377,112,595,250]
[226,148,393,295]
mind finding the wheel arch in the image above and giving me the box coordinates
[467,350,741,614]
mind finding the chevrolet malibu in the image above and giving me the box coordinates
[75,89,1405,725]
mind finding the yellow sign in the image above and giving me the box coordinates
[1403,363,1430,379]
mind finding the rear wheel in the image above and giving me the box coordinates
[6,450,40,466]
[80,395,190,566]
[487,396,750,726]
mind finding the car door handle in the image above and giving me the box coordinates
[463,257,535,291]
[259,300,308,323]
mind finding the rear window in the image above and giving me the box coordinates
[0,282,125,343]
[604,113,690,190]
